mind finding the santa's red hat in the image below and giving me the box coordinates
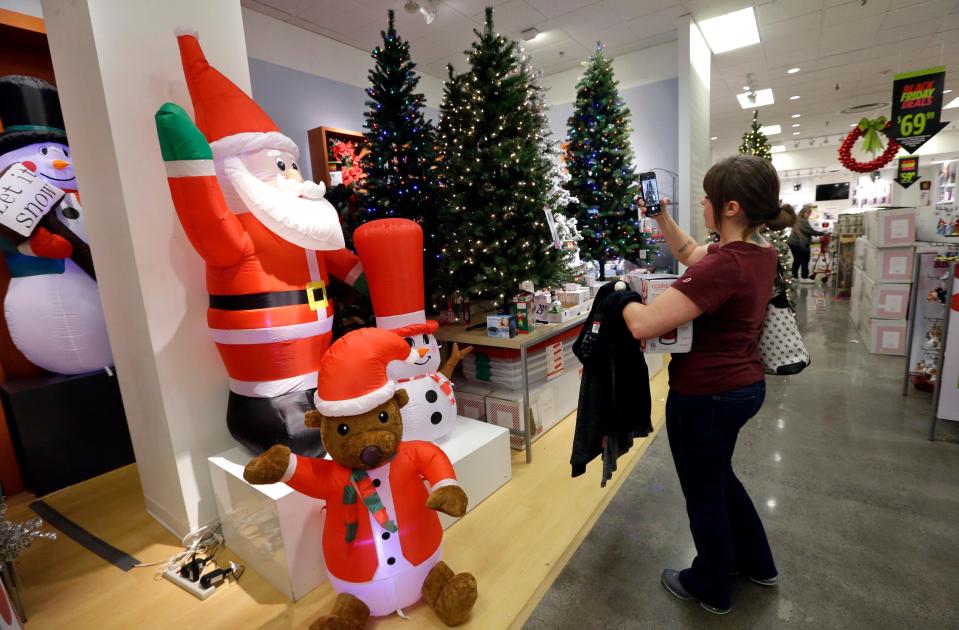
[314,328,421,417]
[175,29,297,160]
[354,219,438,337]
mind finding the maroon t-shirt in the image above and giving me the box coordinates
[668,241,778,395]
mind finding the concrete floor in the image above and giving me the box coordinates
[526,286,959,629]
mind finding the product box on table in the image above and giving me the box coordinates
[487,314,517,338]
[858,238,914,283]
[626,273,692,353]
[862,207,916,247]
[557,284,590,307]
[915,204,959,243]
[533,290,552,323]
[511,294,536,334]
[545,299,591,323]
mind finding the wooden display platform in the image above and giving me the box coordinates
[3,367,668,629]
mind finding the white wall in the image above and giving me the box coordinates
[677,17,711,241]
[543,40,678,106]
[41,0,245,537]
[242,8,444,109]
[0,0,41,17]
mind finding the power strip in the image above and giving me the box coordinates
[164,567,216,600]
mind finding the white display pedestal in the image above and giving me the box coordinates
[208,416,511,600]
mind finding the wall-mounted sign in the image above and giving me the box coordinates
[885,66,949,153]
[895,156,920,188]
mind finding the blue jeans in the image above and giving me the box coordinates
[666,381,777,609]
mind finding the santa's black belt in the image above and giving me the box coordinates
[209,281,328,311]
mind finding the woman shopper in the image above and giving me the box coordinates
[786,204,825,282]
[622,155,794,614]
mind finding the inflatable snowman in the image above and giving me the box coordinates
[0,75,112,375]
[353,219,471,442]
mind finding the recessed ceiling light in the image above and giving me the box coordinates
[736,88,775,108]
[792,132,800,135]
[787,67,800,74]
[791,114,801,118]
[791,123,800,128]
[699,7,760,54]
[789,95,800,100]
[743,85,750,90]
[933,159,957,164]
[945,96,959,109]
[771,145,786,153]
[759,124,782,136]
[850,123,858,127]
[710,136,718,140]
[945,89,953,94]
[521,27,540,41]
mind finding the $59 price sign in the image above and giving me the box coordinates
[884,66,949,153]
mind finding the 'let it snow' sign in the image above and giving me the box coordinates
[0,163,65,239]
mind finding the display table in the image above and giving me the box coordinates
[207,415,510,600]
[435,314,588,463]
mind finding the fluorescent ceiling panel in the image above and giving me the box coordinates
[736,88,774,108]
[698,7,760,54]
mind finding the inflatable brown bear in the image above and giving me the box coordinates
[244,328,477,628]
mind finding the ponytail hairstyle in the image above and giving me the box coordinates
[703,155,795,236]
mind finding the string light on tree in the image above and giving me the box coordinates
[563,43,649,278]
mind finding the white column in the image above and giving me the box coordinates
[677,15,711,243]
[40,0,247,536]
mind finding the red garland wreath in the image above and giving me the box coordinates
[838,121,901,173]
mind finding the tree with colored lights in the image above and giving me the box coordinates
[564,44,647,278]
[739,110,772,160]
[433,8,566,308]
[738,110,795,304]
[361,10,439,264]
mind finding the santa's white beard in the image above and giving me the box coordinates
[223,156,345,251]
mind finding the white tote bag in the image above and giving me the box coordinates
[757,268,810,375]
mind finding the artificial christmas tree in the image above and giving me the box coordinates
[739,110,773,160]
[361,11,439,269]
[564,44,649,278]
[434,8,566,308]
[738,110,796,305]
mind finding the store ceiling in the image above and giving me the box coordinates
[243,0,959,163]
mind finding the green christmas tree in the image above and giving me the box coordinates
[564,44,647,278]
[738,110,795,304]
[433,8,566,308]
[362,10,439,265]
[739,110,773,160]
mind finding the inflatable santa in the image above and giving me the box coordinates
[154,32,366,457]
[0,75,112,375]
[353,219,471,443]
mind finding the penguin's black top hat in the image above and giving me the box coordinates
[0,75,68,154]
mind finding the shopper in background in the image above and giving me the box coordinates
[622,155,794,615]
[787,204,826,283]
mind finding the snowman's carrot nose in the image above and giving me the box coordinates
[417,347,429,358]
[52,159,70,170]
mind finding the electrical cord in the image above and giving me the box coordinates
[132,523,223,578]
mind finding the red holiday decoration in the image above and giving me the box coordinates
[838,119,901,173]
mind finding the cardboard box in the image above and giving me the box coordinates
[859,238,914,283]
[627,273,693,353]
[485,366,582,450]
[858,317,908,356]
[533,291,553,323]
[545,299,592,323]
[460,326,583,390]
[557,286,590,307]
[486,314,517,338]
[511,295,536,334]
[858,269,911,320]
[453,383,492,421]
[862,207,916,247]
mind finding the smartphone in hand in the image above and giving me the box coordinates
[639,171,662,216]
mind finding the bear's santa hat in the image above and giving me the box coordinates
[175,29,297,160]
[314,328,424,417]
[354,219,439,337]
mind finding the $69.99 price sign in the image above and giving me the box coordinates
[884,66,949,153]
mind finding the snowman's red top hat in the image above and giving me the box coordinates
[354,219,438,338]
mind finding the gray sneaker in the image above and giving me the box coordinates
[750,574,779,587]
[661,569,731,615]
